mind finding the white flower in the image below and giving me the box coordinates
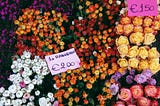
[29,96,35,101]
[27,102,34,106]
[0,101,3,106]
[11,64,15,69]
[23,51,31,59]
[34,56,40,59]
[28,84,34,90]
[22,98,27,104]
[9,74,16,81]
[13,99,22,106]
[23,67,30,72]
[0,97,6,104]
[33,59,38,63]
[78,16,83,20]
[32,79,37,85]
[116,0,121,5]
[72,21,74,25]
[21,55,25,60]
[8,84,17,94]
[46,102,52,106]
[23,63,29,68]
[35,90,40,96]
[16,91,23,98]
[39,97,48,106]
[25,59,31,64]
[24,77,31,84]
[9,93,15,99]
[2,90,10,97]
[50,97,55,102]
[27,70,33,76]
[12,60,18,65]
[41,61,47,66]
[12,69,19,73]
[37,79,43,85]
[22,72,28,78]
[17,63,23,69]
[0,87,5,94]
[17,58,22,63]
[47,93,53,99]
[4,99,11,106]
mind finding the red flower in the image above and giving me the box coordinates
[114,101,125,106]
[144,85,157,98]
[130,85,143,99]
[151,100,158,106]
[137,97,151,106]
[155,87,160,99]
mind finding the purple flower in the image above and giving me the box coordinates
[126,75,133,84]
[110,83,119,95]
[111,72,122,81]
[129,69,135,75]
[134,74,147,84]
[142,69,153,78]
[147,78,156,85]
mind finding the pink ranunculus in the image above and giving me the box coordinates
[130,85,143,99]
[151,100,158,106]
[114,101,125,106]
[137,97,151,106]
[53,101,59,106]
[118,88,132,102]
[144,85,157,98]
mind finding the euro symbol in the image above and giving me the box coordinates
[130,4,138,13]
[52,64,60,71]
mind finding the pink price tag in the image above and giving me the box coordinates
[128,0,158,16]
[45,48,81,75]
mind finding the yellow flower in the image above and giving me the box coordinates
[128,46,139,58]
[128,58,139,68]
[138,47,148,59]
[68,87,73,93]
[138,59,149,70]
[118,58,128,68]
[148,47,159,59]
[144,33,156,45]
[129,32,144,45]
[149,58,160,74]
[118,45,128,57]
[86,1,91,6]
[116,36,129,46]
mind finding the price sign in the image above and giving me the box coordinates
[45,48,81,75]
[128,0,158,16]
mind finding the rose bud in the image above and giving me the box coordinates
[137,97,151,106]
[130,85,143,99]
[118,88,132,101]
[144,85,157,98]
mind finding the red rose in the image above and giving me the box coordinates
[118,88,132,101]
[137,97,151,106]
[130,85,143,99]
[155,87,160,99]
[114,101,125,106]
[144,85,157,98]
[151,100,158,106]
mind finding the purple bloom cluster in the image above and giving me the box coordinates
[29,0,55,11]
[55,0,72,16]
[110,83,119,95]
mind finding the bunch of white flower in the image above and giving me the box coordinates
[0,51,56,106]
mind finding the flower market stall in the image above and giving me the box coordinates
[0,0,160,106]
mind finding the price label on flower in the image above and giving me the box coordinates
[45,48,81,75]
[127,0,158,16]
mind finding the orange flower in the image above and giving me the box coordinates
[63,91,70,99]
[74,96,80,103]
[83,99,89,105]
[82,92,88,98]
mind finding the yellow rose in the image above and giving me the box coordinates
[149,59,160,74]
[116,36,129,46]
[144,27,154,33]
[144,33,156,45]
[138,59,149,70]
[123,24,134,35]
[129,32,144,45]
[118,58,128,68]
[148,47,159,59]
[134,26,143,33]
[117,45,128,57]
[138,47,148,59]
[128,46,139,58]
[129,58,139,68]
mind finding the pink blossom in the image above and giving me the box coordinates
[118,88,132,102]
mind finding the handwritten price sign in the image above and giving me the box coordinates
[45,48,81,75]
[128,0,158,16]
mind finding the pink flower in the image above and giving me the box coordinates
[23,93,30,99]
[19,81,26,88]
[137,97,151,106]
[118,88,132,101]
[130,85,143,99]
[155,87,160,99]
[144,85,157,98]
[114,101,125,106]
[53,101,59,106]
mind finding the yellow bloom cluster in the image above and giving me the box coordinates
[116,35,160,73]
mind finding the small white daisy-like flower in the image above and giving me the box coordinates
[35,90,40,96]
[9,93,15,99]
[24,77,31,84]
[2,90,10,97]
[11,64,15,69]
[27,102,34,106]
[29,96,35,101]
[8,84,17,94]
[17,63,23,69]
[4,99,11,106]
[32,79,37,85]
[78,16,83,20]
[0,97,6,104]
[21,55,25,60]
[17,58,22,63]
[25,59,31,64]
[116,0,121,5]
[23,51,31,59]
[39,97,48,106]
[53,84,59,90]
[47,93,53,99]
[28,84,34,90]
[14,99,23,105]
[22,71,28,78]
[0,87,5,94]
[22,98,27,104]
[36,79,43,85]
[16,91,23,98]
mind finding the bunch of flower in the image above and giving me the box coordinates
[0,51,57,106]
[116,35,160,73]
[14,8,68,58]
[54,0,72,16]
[29,0,54,11]
[114,84,160,106]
